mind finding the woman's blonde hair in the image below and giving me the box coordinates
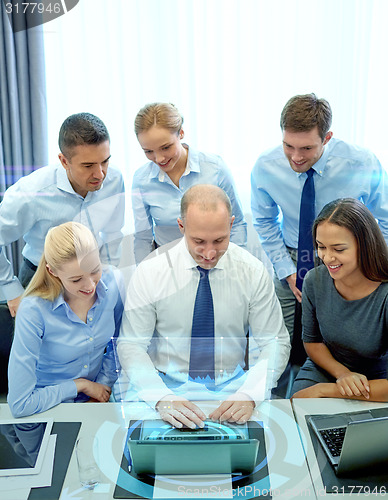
[24,222,99,301]
[134,102,183,136]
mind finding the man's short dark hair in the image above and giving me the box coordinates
[280,93,332,141]
[58,112,110,158]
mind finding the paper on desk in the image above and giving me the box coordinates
[0,434,57,492]
[0,488,30,500]
[153,474,233,499]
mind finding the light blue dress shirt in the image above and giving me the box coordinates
[0,164,125,301]
[251,138,388,281]
[132,145,247,263]
[7,268,124,417]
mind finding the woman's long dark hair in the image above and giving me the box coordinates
[313,198,388,282]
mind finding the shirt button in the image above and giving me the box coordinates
[84,365,88,369]
[88,317,93,322]
[89,337,93,342]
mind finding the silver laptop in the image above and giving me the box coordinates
[127,419,260,475]
[307,407,388,476]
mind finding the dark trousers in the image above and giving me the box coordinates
[0,305,14,394]
[19,258,37,288]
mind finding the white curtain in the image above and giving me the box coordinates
[0,7,47,277]
[43,0,388,221]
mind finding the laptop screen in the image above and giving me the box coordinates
[140,420,249,441]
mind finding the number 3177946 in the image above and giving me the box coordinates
[5,2,62,14]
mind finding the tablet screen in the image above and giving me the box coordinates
[0,419,53,476]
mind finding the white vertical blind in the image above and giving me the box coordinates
[43,0,388,221]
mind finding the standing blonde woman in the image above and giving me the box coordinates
[132,102,247,263]
[8,222,124,417]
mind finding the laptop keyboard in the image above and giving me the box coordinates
[144,435,243,440]
[319,427,346,457]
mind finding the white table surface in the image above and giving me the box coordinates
[0,399,314,499]
[291,398,388,499]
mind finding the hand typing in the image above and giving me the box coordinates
[156,395,206,429]
[209,392,255,424]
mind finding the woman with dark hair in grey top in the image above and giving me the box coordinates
[292,198,388,401]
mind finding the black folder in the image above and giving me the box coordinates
[28,421,81,500]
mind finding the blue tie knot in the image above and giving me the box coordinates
[197,266,210,278]
[306,168,314,179]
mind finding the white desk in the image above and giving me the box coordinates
[292,398,388,499]
[0,399,313,499]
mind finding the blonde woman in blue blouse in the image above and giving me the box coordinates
[8,222,124,417]
[132,102,247,263]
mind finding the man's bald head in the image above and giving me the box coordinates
[180,184,232,220]
[178,185,234,269]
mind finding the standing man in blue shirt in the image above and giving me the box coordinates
[0,112,125,317]
[251,93,388,341]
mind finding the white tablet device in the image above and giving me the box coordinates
[0,419,53,476]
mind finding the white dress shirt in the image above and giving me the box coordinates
[118,238,290,406]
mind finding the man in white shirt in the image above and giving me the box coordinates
[118,184,290,428]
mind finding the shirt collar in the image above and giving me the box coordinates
[297,143,330,178]
[312,143,330,176]
[186,146,201,173]
[93,278,108,305]
[149,162,162,180]
[56,164,79,195]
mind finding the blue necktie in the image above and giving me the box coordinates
[296,169,315,291]
[189,266,215,383]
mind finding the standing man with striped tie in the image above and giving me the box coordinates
[251,93,388,344]
[118,185,290,428]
